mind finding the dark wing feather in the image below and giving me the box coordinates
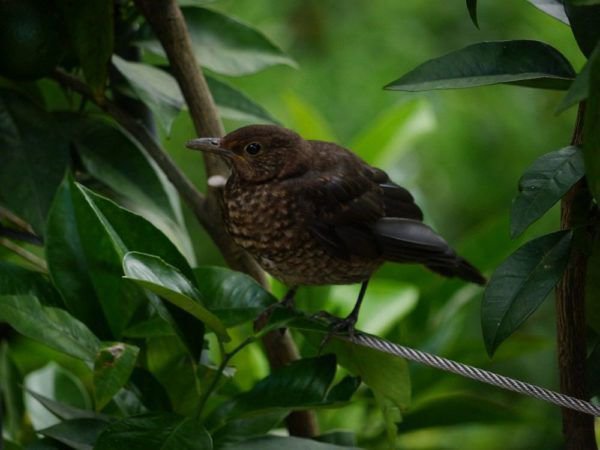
[298,141,485,284]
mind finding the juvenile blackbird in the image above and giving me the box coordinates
[187,125,485,332]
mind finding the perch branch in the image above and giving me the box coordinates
[555,102,597,450]
[132,1,318,436]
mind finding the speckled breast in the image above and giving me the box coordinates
[223,181,380,286]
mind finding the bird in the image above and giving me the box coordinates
[187,125,485,334]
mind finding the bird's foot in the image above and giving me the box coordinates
[318,313,358,353]
[254,289,297,333]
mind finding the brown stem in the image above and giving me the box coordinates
[127,0,317,436]
[555,102,597,450]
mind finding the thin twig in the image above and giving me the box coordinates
[0,225,43,246]
[0,238,48,273]
[0,207,34,233]
[195,336,256,420]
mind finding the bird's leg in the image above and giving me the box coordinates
[280,286,298,309]
[319,280,369,351]
[254,286,298,332]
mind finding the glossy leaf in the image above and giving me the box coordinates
[137,7,296,76]
[510,146,585,238]
[583,44,600,204]
[206,75,278,124]
[112,55,184,135]
[466,0,479,28]
[124,252,229,341]
[39,418,108,450]
[0,295,100,361]
[46,177,202,357]
[221,436,358,450]
[324,338,411,411]
[385,40,575,91]
[95,414,212,450]
[564,2,600,56]
[557,57,592,112]
[46,176,143,338]
[113,57,278,133]
[193,266,276,327]
[0,89,70,236]
[93,342,139,410]
[527,0,570,24]
[25,363,93,431]
[209,355,340,428]
[27,389,109,422]
[211,413,287,446]
[57,0,113,98]
[482,231,573,355]
[61,114,190,255]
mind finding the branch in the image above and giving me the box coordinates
[132,0,317,436]
[0,238,48,273]
[555,102,597,450]
[0,225,43,246]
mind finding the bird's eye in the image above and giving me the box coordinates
[244,142,262,155]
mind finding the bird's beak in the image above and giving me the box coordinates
[186,137,235,158]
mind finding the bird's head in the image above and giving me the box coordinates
[186,125,310,183]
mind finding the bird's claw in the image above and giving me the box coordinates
[318,314,358,353]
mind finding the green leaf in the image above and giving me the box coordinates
[57,0,113,98]
[46,176,143,338]
[93,342,139,411]
[39,418,108,450]
[557,58,592,113]
[385,40,575,92]
[25,363,93,431]
[510,146,585,238]
[206,75,278,124]
[137,7,296,76]
[220,436,359,450]
[482,231,573,356]
[397,393,522,431]
[583,44,600,204]
[466,0,479,28]
[113,56,278,133]
[0,295,100,361]
[323,338,411,411]
[0,89,70,236]
[27,389,109,422]
[95,414,212,450]
[193,266,276,327]
[211,413,287,446]
[46,176,202,356]
[527,0,570,24]
[112,55,184,135]
[0,342,26,441]
[123,252,229,341]
[209,355,338,428]
[564,2,600,56]
[58,113,193,261]
[0,261,61,306]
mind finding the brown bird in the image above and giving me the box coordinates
[187,125,485,333]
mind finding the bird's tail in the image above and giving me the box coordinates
[373,218,486,285]
[426,257,486,285]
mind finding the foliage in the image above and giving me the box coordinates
[0,1,598,450]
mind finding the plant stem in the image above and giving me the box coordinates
[133,0,318,436]
[555,102,597,450]
[0,238,48,273]
[195,336,255,420]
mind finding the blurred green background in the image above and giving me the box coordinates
[161,1,592,448]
